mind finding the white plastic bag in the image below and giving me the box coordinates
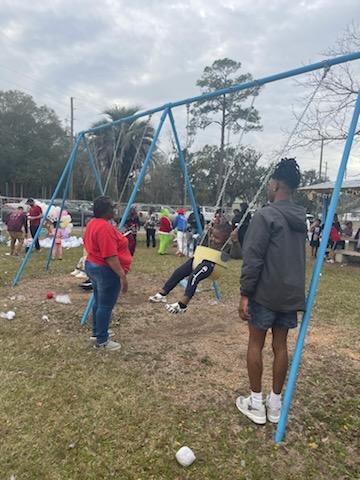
[55,294,72,305]
[0,310,16,320]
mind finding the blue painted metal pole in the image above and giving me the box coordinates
[80,109,169,326]
[83,136,105,194]
[81,53,360,137]
[118,108,169,230]
[275,90,360,444]
[45,145,78,270]
[168,109,221,301]
[13,135,83,286]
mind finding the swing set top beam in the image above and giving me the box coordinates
[82,51,360,136]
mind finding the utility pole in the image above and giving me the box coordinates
[324,160,328,180]
[69,97,74,199]
[319,136,324,181]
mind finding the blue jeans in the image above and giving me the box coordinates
[85,261,121,345]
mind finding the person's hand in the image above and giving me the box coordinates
[239,295,251,321]
[121,276,128,294]
[230,228,239,242]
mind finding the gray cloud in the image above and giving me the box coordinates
[0,0,359,178]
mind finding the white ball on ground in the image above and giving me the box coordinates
[175,446,196,467]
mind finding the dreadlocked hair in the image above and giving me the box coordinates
[271,157,301,190]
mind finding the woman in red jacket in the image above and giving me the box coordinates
[158,208,172,255]
[84,196,132,351]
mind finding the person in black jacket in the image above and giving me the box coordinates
[236,158,306,425]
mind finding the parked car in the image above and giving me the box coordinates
[136,204,176,226]
[59,201,93,226]
[186,206,217,225]
[1,201,29,222]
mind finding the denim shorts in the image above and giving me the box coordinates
[249,299,298,330]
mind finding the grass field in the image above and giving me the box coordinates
[0,236,359,480]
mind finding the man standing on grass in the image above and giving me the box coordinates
[237,158,306,425]
[5,206,28,256]
[26,198,43,251]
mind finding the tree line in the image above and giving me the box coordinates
[2,23,357,210]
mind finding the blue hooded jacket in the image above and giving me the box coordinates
[173,214,187,232]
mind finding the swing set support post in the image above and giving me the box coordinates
[118,107,170,231]
[83,136,105,195]
[168,109,221,300]
[13,135,83,286]
[275,90,360,444]
[82,52,360,138]
[45,149,77,271]
[80,108,169,326]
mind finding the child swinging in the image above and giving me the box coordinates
[149,222,232,314]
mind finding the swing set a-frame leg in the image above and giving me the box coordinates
[81,108,170,325]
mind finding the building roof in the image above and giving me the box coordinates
[299,179,360,194]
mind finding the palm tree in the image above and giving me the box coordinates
[90,106,156,199]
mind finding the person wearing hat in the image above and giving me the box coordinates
[26,198,43,251]
[173,208,187,256]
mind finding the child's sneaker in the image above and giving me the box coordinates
[95,340,121,351]
[266,395,281,423]
[235,395,266,425]
[165,302,187,314]
[70,269,81,276]
[149,292,167,303]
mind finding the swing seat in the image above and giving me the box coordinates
[193,246,227,280]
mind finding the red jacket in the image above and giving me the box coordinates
[159,216,172,233]
[330,225,341,243]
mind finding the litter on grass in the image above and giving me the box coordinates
[0,310,16,320]
[55,294,72,305]
[175,446,196,467]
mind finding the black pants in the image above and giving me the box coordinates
[146,228,156,248]
[163,258,215,300]
[30,224,41,250]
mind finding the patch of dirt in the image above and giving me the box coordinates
[1,271,359,409]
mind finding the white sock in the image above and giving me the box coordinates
[251,391,263,409]
[269,390,282,408]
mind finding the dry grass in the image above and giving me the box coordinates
[0,237,359,479]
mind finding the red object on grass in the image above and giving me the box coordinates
[47,292,54,299]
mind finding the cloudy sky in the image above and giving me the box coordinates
[0,0,359,179]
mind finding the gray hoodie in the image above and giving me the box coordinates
[240,200,306,312]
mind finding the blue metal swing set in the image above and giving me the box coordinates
[12,52,360,443]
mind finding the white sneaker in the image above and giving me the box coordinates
[266,395,281,423]
[165,302,187,314]
[70,269,80,276]
[149,292,167,303]
[75,271,88,279]
[95,340,121,351]
[90,330,115,342]
[235,395,266,425]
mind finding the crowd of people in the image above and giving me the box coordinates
[309,213,360,262]
[4,158,359,427]
[82,158,306,426]
[4,198,67,260]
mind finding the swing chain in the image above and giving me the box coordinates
[215,94,257,210]
[117,115,153,204]
[220,65,331,253]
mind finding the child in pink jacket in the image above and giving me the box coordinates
[50,221,63,260]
